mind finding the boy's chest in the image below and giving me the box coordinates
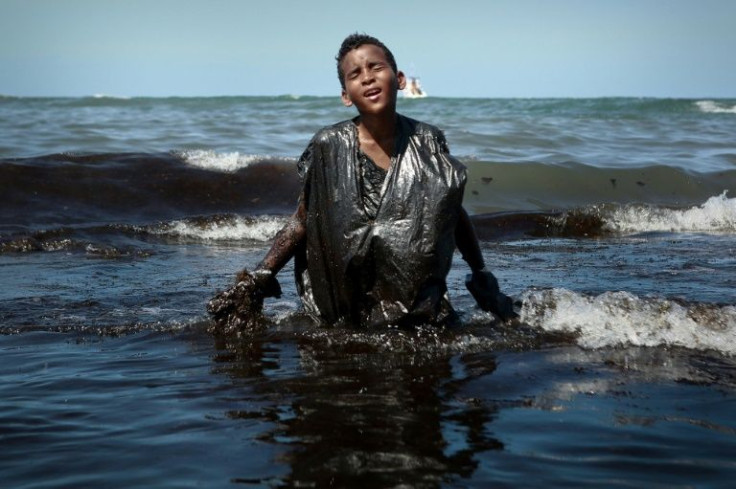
[362,147,391,171]
[357,141,393,171]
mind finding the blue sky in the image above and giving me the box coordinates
[1,0,735,98]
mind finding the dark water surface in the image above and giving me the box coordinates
[3,328,736,488]
[2,231,735,487]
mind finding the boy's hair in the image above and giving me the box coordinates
[336,33,398,89]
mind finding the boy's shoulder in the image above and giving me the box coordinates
[398,115,445,140]
[311,119,355,145]
[398,115,451,154]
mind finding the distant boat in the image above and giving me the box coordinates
[402,77,427,98]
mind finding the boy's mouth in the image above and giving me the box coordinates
[364,88,382,99]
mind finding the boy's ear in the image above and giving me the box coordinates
[341,89,353,107]
[396,70,407,91]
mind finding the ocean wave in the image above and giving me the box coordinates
[695,100,736,114]
[178,149,291,172]
[0,153,302,227]
[0,231,153,258]
[2,151,734,237]
[604,191,736,234]
[0,214,289,256]
[521,288,736,355]
[149,215,286,241]
[464,161,736,214]
[471,192,736,240]
[90,93,132,100]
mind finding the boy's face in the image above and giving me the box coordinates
[340,44,406,115]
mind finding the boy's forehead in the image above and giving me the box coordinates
[341,44,390,67]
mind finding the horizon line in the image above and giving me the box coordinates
[3,93,735,100]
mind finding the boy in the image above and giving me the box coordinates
[208,33,515,333]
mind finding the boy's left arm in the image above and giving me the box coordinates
[455,207,485,272]
[456,207,518,321]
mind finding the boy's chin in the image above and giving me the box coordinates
[355,98,397,116]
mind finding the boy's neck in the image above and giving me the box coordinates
[357,112,398,154]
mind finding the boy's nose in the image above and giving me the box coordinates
[361,71,375,84]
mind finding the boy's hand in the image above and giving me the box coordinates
[237,268,282,299]
[465,269,518,321]
[207,268,281,334]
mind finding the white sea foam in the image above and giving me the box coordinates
[521,288,736,355]
[153,216,286,241]
[604,191,736,234]
[695,100,736,114]
[179,149,264,172]
[91,93,131,100]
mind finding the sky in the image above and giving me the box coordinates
[1,0,735,98]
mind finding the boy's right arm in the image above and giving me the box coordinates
[207,196,307,332]
[250,198,307,279]
[246,136,313,297]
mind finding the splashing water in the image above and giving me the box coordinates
[179,149,278,172]
[695,100,736,114]
[521,288,736,354]
[605,191,736,234]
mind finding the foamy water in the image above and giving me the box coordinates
[604,191,736,234]
[151,215,286,241]
[179,149,270,172]
[521,288,736,354]
[696,100,736,114]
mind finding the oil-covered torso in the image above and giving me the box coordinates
[294,114,467,327]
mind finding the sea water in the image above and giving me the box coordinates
[1,95,735,487]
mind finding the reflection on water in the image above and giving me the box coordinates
[207,324,736,488]
[2,326,736,488]
[212,326,510,487]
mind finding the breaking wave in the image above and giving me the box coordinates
[0,215,288,255]
[150,215,286,241]
[3,192,735,256]
[521,288,736,355]
[178,149,289,172]
[471,192,736,240]
[696,100,736,114]
[604,191,736,234]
